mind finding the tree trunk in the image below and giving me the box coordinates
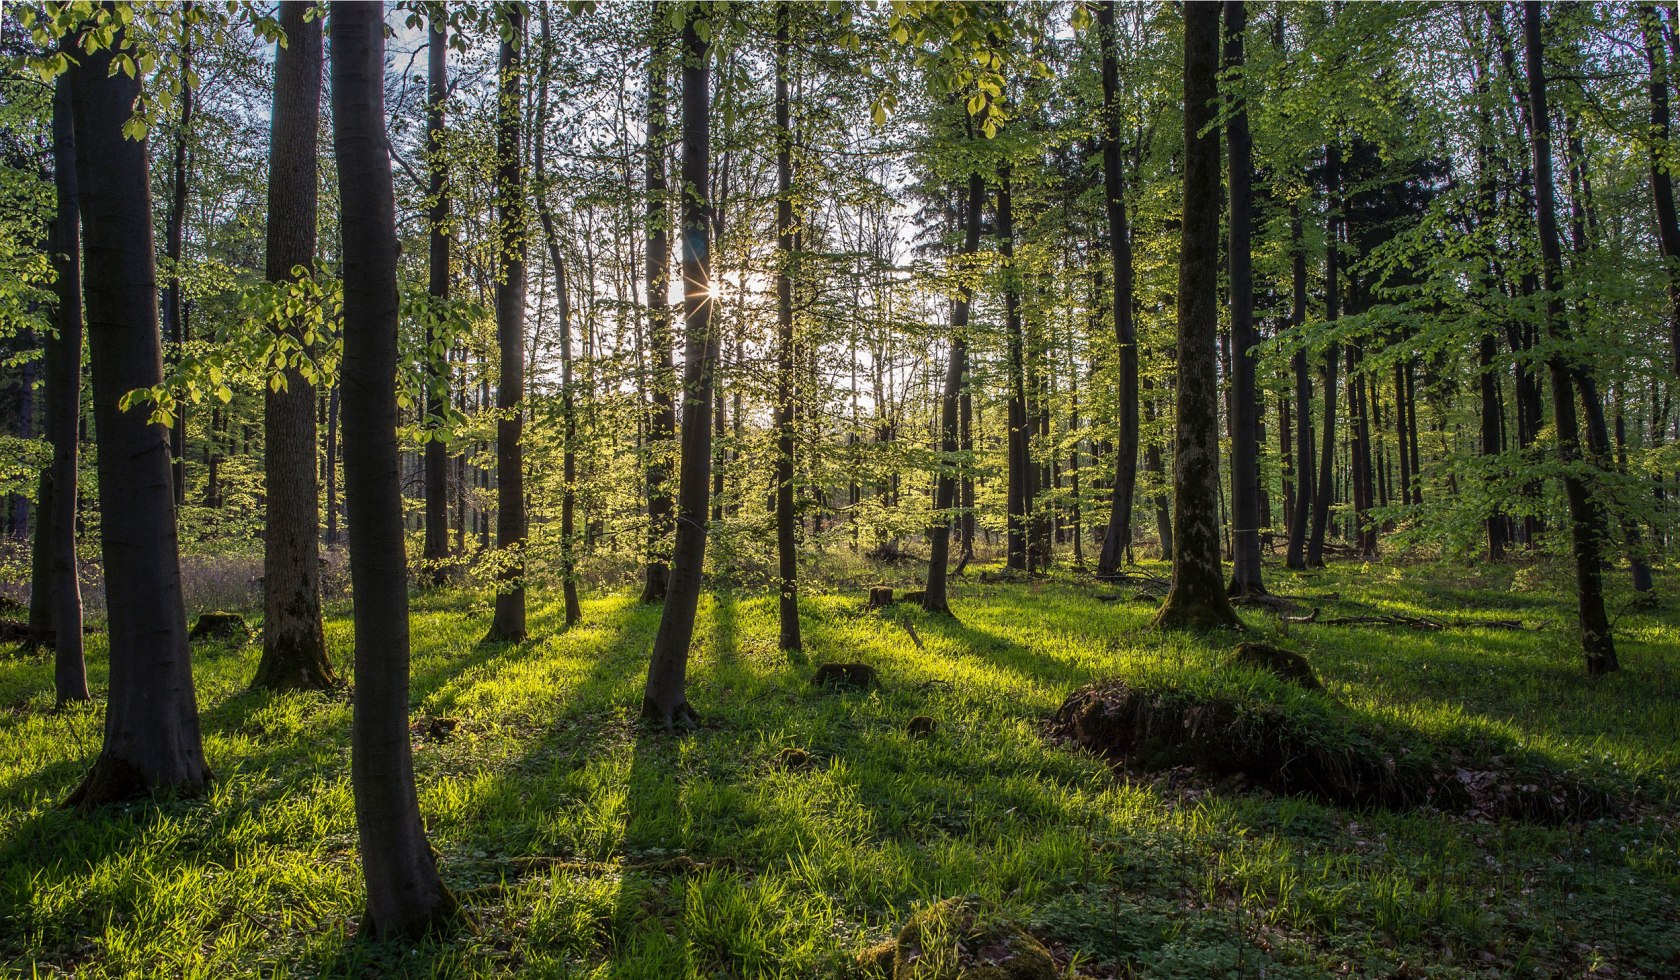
[422,12,451,584]
[64,25,209,808]
[330,0,454,936]
[643,10,715,727]
[1285,203,1314,570]
[252,2,335,693]
[1000,166,1030,573]
[34,63,88,705]
[164,7,194,508]
[1641,5,1680,376]
[1224,0,1264,596]
[1306,145,1340,568]
[325,379,340,548]
[1522,1,1616,675]
[923,172,986,614]
[1156,2,1240,631]
[773,2,801,652]
[641,17,674,604]
[486,10,528,643]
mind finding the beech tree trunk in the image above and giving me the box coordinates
[1224,0,1264,596]
[34,64,88,705]
[1307,145,1341,568]
[253,1,335,693]
[65,26,209,807]
[1000,166,1031,573]
[1522,1,1617,675]
[644,9,715,726]
[331,0,453,937]
[773,2,801,652]
[1096,0,1139,577]
[422,12,451,584]
[641,18,674,604]
[1156,1,1240,632]
[487,9,528,643]
[923,172,986,614]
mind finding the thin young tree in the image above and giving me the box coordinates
[1306,145,1341,568]
[163,2,195,506]
[1095,0,1139,577]
[773,0,801,652]
[486,2,528,643]
[31,61,88,705]
[640,12,675,604]
[252,0,336,692]
[331,0,454,936]
[421,7,452,584]
[65,14,210,806]
[1154,0,1241,632]
[644,4,716,726]
[1224,0,1265,596]
[1000,165,1032,573]
[922,171,986,615]
[1521,1,1616,675]
[1284,201,1315,570]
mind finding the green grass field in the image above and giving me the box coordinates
[2,560,1677,978]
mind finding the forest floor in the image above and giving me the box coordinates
[0,558,1677,978]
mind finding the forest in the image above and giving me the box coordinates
[0,0,1677,975]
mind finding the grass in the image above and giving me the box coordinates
[0,558,1677,977]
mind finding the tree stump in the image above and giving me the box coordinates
[867,586,895,610]
[811,662,880,691]
[189,611,252,643]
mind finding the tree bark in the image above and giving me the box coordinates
[64,22,209,807]
[330,0,454,936]
[486,8,528,642]
[422,11,451,584]
[773,2,801,652]
[1224,0,1264,595]
[1000,166,1030,573]
[33,63,88,705]
[644,9,715,726]
[1090,72,1137,572]
[1155,2,1240,631]
[924,172,985,614]
[641,16,674,604]
[1522,1,1617,675]
[1284,203,1315,570]
[1641,5,1680,376]
[163,5,195,507]
[253,1,335,693]
[1306,145,1341,568]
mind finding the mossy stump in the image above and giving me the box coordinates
[190,611,252,643]
[811,662,880,691]
[857,896,1055,979]
[1224,642,1323,691]
[868,586,896,610]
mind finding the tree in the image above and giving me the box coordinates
[1521,1,1616,676]
[1154,0,1241,632]
[1095,0,1138,578]
[773,0,801,652]
[65,14,210,807]
[1639,5,1680,377]
[922,170,986,615]
[330,0,454,936]
[1306,144,1341,569]
[1000,164,1032,574]
[486,2,529,643]
[163,2,196,507]
[1224,0,1264,596]
[640,11,674,605]
[251,0,335,692]
[643,4,715,727]
[422,7,452,584]
[30,58,88,706]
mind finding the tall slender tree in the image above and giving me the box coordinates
[163,2,195,507]
[421,8,452,584]
[644,5,716,726]
[332,0,454,936]
[252,0,335,692]
[31,61,88,705]
[1155,0,1241,632]
[65,13,210,806]
[1522,1,1617,675]
[641,14,675,604]
[1284,202,1315,570]
[773,1,801,652]
[1306,145,1341,568]
[1000,165,1031,573]
[1095,0,1139,577]
[1224,0,1264,596]
[486,3,528,643]
[1639,5,1680,376]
